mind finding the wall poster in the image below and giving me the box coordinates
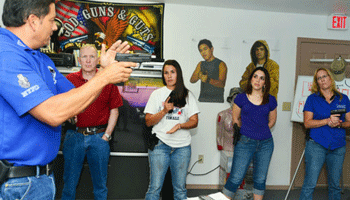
[53,0,165,153]
[53,0,164,60]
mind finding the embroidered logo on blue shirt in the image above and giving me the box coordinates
[17,74,30,88]
[336,104,346,109]
[48,66,57,84]
[17,74,40,97]
[21,85,40,97]
[17,40,25,47]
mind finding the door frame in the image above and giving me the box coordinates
[291,37,350,188]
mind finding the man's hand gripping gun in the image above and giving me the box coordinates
[115,53,156,68]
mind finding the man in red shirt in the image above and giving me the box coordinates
[62,44,123,200]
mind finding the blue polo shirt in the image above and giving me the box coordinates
[0,28,75,166]
[303,92,350,150]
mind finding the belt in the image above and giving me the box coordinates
[8,163,53,178]
[77,124,107,136]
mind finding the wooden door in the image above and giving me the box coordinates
[292,37,350,188]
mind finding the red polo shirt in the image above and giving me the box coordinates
[66,69,123,127]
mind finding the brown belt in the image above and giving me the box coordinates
[77,125,107,136]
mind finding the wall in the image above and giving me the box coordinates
[1,0,350,187]
[159,4,350,187]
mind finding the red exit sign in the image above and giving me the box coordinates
[328,14,348,30]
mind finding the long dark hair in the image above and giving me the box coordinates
[250,41,268,66]
[246,67,271,105]
[162,60,189,108]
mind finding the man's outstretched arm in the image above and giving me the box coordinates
[29,41,136,127]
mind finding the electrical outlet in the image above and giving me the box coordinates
[198,155,204,164]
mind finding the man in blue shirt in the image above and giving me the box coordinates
[0,0,136,199]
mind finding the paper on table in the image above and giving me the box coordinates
[186,192,229,200]
[186,198,200,200]
[208,192,230,199]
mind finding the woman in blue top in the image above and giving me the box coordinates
[223,67,277,200]
[299,68,350,200]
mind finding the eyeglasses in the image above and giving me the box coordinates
[317,75,328,81]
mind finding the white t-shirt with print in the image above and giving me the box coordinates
[144,87,200,148]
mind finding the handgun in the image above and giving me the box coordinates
[331,108,346,118]
[233,123,241,145]
[331,108,346,115]
[167,91,175,114]
[115,53,155,63]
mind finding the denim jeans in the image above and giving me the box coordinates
[61,129,110,200]
[0,172,55,200]
[299,139,346,200]
[223,135,274,198]
[145,140,191,200]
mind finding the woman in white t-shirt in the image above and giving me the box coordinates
[144,60,200,200]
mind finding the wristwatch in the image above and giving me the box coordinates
[104,133,112,141]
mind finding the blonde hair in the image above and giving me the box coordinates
[79,44,98,57]
[311,68,342,99]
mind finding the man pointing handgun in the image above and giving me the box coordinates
[0,0,136,199]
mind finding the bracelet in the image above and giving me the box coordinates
[178,123,182,130]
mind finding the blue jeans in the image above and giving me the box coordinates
[61,129,110,200]
[0,171,55,200]
[299,139,346,200]
[145,140,191,200]
[223,135,274,198]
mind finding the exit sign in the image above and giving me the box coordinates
[327,14,348,30]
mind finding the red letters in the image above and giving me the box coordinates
[332,16,347,29]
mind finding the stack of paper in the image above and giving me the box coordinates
[187,192,230,200]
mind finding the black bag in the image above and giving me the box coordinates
[0,160,12,185]
[233,123,241,145]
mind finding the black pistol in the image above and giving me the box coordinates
[233,123,241,145]
[330,108,346,118]
[167,91,175,114]
[115,53,155,63]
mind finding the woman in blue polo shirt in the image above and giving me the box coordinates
[222,67,277,200]
[299,68,350,200]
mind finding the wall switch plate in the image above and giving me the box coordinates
[282,102,291,111]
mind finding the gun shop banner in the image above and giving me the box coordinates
[53,0,164,59]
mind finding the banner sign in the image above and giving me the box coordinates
[53,0,164,59]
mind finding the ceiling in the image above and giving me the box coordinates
[135,0,350,16]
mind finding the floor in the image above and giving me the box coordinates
[69,188,350,200]
[186,188,350,200]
